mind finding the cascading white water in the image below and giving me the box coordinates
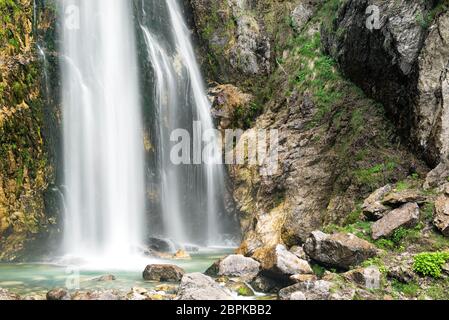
[140,0,228,245]
[60,0,145,259]
[166,0,224,245]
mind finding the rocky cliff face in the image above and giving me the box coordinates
[0,0,58,261]
[188,0,447,257]
[322,0,449,166]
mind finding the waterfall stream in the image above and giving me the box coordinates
[60,0,145,259]
[58,0,235,262]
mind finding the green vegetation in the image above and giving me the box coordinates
[413,251,449,278]
[392,280,420,297]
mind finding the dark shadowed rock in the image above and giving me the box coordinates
[176,273,233,300]
[250,274,282,293]
[46,288,71,300]
[371,203,420,240]
[143,264,185,282]
[217,254,260,281]
[304,231,377,269]
[146,237,176,252]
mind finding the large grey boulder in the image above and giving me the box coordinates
[256,244,313,279]
[176,273,233,300]
[371,203,420,240]
[217,254,261,281]
[304,231,377,269]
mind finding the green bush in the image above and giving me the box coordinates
[413,251,449,278]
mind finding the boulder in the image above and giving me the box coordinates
[147,237,176,252]
[424,161,449,190]
[92,274,116,282]
[371,203,420,240]
[278,280,332,300]
[0,288,20,300]
[362,184,392,220]
[343,266,381,290]
[382,190,427,206]
[434,194,449,236]
[143,264,185,282]
[176,273,233,300]
[304,231,377,269]
[46,288,71,300]
[217,254,260,281]
[255,244,313,279]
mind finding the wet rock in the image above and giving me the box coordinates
[0,288,20,300]
[143,264,185,282]
[46,288,71,300]
[217,254,260,281]
[72,290,121,300]
[176,273,233,300]
[225,281,255,297]
[126,287,151,300]
[154,284,178,294]
[92,274,116,282]
[362,185,392,220]
[255,244,313,280]
[382,190,427,206]
[278,280,332,300]
[371,203,420,240]
[304,231,377,269]
[173,250,191,260]
[434,194,449,237]
[147,237,176,252]
[343,266,381,290]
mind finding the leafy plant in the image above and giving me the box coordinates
[413,251,449,278]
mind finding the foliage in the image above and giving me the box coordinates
[413,251,449,278]
[392,279,420,297]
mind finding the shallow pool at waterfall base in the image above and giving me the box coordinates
[0,248,234,297]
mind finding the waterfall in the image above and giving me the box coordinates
[139,0,229,245]
[59,0,145,258]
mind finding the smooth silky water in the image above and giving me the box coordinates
[0,248,234,297]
